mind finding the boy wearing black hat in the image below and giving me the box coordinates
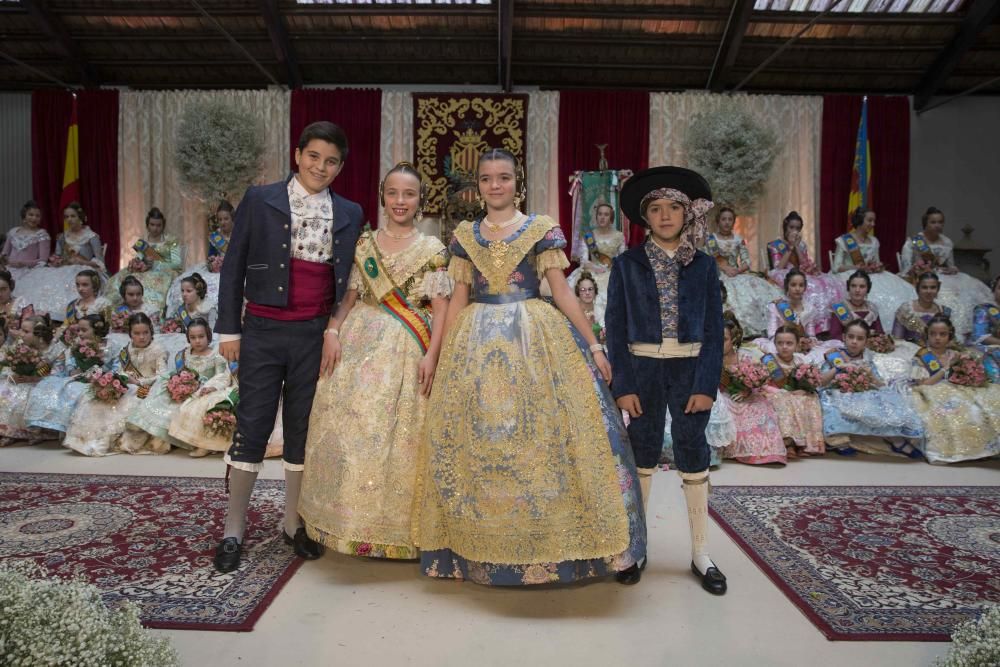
[605,166,726,593]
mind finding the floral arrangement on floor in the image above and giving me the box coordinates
[792,364,823,393]
[833,365,876,393]
[0,561,178,666]
[166,369,200,403]
[70,336,103,373]
[683,106,780,212]
[159,318,185,335]
[0,341,43,377]
[174,99,264,204]
[867,332,895,354]
[89,370,130,404]
[948,354,988,388]
[724,359,770,397]
[935,605,1000,667]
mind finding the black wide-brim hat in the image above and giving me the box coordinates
[621,166,712,228]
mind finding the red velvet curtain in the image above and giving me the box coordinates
[820,95,911,271]
[31,90,73,238]
[558,90,650,254]
[289,89,382,226]
[78,90,120,273]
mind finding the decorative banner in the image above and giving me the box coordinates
[413,94,528,216]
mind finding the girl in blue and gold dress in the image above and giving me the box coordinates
[414,149,645,585]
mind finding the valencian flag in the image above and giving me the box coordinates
[59,94,80,227]
[847,96,871,221]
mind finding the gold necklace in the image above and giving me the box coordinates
[380,226,418,240]
[483,212,522,231]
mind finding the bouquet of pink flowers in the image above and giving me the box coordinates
[724,358,770,397]
[110,310,131,333]
[89,370,130,403]
[0,342,43,377]
[866,332,896,354]
[833,365,876,393]
[203,406,237,438]
[948,354,988,387]
[70,336,103,373]
[208,255,225,273]
[792,363,823,393]
[160,318,185,334]
[166,368,200,402]
[128,256,152,273]
[47,254,64,267]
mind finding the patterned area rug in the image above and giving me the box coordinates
[0,472,301,631]
[708,485,1000,641]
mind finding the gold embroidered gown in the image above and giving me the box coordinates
[299,232,451,559]
[414,215,645,585]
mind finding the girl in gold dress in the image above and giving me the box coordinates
[414,149,645,585]
[298,163,452,559]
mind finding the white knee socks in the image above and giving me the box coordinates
[283,469,304,537]
[680,469,714,573]
[636,467,656,514]
[223,468,258,542]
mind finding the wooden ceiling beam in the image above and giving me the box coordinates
[913,0,1000,111]
[258,0,301,88]
[20,0,97,86]
[498,0,513,92]
[707,0,754,92]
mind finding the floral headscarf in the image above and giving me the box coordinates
[639,187,714,266]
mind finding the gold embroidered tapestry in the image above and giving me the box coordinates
[413,94,528,216]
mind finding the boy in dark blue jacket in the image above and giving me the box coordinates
[605,166,725,593]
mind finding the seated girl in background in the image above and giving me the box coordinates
[828,270,884,339]
[819,319,925,458]
[105,206,183,312]
[25,313,112,437]
[767,211,843,331]
[121,318,228,454]
[14,202,107,318]
[899,207,992,337]
[908,314,1000,464]
[0,270,29,341]
[757,269,842,365]
[831,207,914,333]
[61,269,112,328]
[63,313,168,457]
[165,201,234,315]
[162,273,216,332]
[719,316,787,466]
[892,272,951,344]
[0,315,63,446]
[111,276,162,333]
[708,206,780,336]
[762,324,825,459]
[1,200,50,282]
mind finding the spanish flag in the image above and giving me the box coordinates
[847,96,871,221]
[59,94,80,226]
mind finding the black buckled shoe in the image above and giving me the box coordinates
[283,527,324,560]
[213,537,242,573]
[615,557,647,585]
[691,561,727,595]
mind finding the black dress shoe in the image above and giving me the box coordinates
[691,561,727,595]
[615,557,647,585]
[283,527,324,560]
[213,537,242,573]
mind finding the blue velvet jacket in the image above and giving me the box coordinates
[215,177,363,335]
[605,244,724,399]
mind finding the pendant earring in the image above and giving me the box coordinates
[513,194,523,209]
[416,209,424,224]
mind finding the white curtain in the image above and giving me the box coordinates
[649,92,823,270]
[117,89,290,269]
[526,90,560,219]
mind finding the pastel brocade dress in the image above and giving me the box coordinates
[299,232,452,560]
[709,234,781,336]
[566,229,626,318]
[0,340,65,442]
[767,238,844,332]
[720,351,786,465]
[833,233,914,333]
[762,354,825,455]
[165,233,229,315]
[907,349,1000,464]
[106,236,184,311]
[415,215,645,585]
[62,341,168,456]
[24,340,113,434]
[2,226,51,283]
[14,227,108,319]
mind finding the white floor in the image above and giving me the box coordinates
[3,443,998,667]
